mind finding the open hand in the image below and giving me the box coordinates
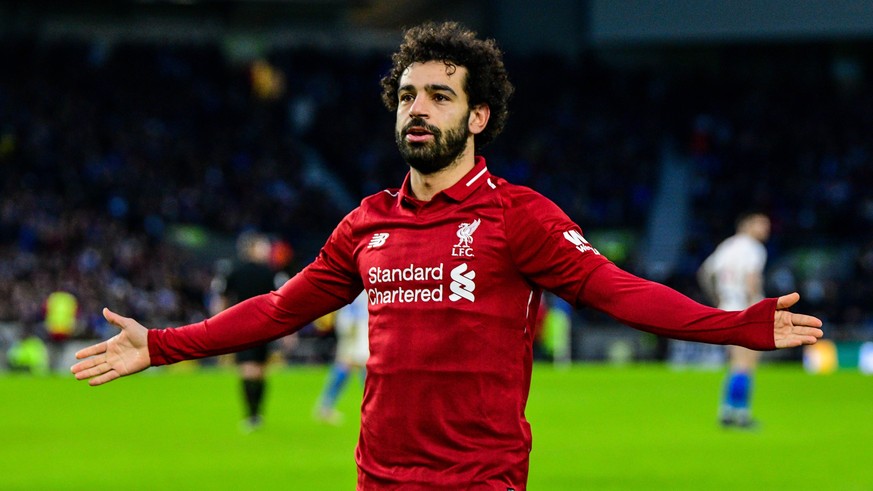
[773,293,824,348]
[70,308,150,386]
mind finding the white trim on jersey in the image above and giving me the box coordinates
[466,167,489,187]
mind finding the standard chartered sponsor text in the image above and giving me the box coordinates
[368,263,444,304]
[368,263,444,283]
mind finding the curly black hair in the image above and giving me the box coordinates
[380,21,514,150]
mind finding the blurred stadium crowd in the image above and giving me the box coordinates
[1,35,871,354]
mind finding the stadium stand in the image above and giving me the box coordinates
[1,24,871,361]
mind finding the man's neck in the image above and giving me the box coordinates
[408,150,476,202]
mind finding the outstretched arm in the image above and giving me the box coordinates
[579,263,823,350]
[72,209,362,386]
[71,308,150,386]
[72,272,356,385]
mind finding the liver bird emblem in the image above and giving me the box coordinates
[456,219,481,248]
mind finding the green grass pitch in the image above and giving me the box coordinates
[1,362,870,490]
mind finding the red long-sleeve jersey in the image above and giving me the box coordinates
[149,157,777,490]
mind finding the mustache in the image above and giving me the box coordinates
[402,118,441,136]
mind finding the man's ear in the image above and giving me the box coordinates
[468,104,490,135]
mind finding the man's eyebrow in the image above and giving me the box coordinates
[426,84,457,95]
[398,84,457,96]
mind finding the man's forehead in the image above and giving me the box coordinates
[400,61,467,88]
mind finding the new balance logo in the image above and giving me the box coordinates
[368,233,390,248]
[449,263,476,302]
[563,229,600,255]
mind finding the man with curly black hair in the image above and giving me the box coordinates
[381,21,513,153]
[73,21,823,490]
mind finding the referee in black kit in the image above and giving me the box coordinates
[212,231,283,432]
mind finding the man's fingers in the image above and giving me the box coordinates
[71,351,123,385]
[70,356,101,374]
[73,362,109,381]
[89,370,120,386]
[72,308,126,365]
[791,312,823,329]
[776,334,821,349]
[71,309,148,386]
[795,326,824,340]
[74,341,108,360]
[774,306,825,349]
[775,310,824,330]
[776,292,800,310]
[103,307,126,329]
[799,323,824,334]
[786,325,824,343]
[774,330,822,348]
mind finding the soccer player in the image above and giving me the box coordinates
[72,22,823,490]
[698,212,772,429]
[314,291,369,425]
[210,231,280,432]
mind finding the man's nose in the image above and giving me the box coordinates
[409,95,429,118]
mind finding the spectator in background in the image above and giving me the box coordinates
[314,291,369,425]
[698,212,771,429]
[538,293,573,367]
[44,290,78,372]
[7,324,49,375]
[210,231,280,432]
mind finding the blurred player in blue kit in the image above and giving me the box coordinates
[315,292,369,424]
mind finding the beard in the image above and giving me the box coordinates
[395,112,471,175]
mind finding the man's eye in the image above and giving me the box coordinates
[434,94,449,101]
[399,94,414,102]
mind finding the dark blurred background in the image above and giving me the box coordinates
[1,0,872,367]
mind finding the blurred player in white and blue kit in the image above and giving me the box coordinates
[698,212,771,428]
[315,292,369,424]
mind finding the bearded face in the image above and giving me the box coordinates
[395,111,471,175]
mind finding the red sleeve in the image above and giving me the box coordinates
[579,263,777,350]
[148,272,352,365]
[148,209,364,366]
[503,185,611,302]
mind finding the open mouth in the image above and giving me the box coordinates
[405,126,434,143]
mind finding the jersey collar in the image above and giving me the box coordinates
[398,156,491,207]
